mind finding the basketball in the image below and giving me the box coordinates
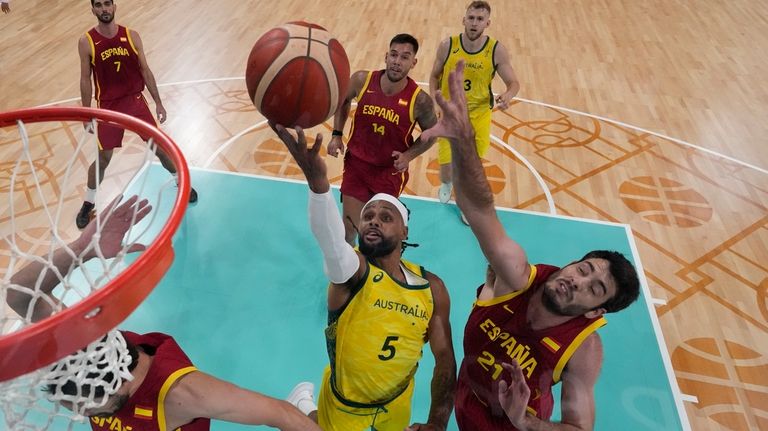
[245,21,350,128]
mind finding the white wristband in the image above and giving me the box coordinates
[308,190,359,283]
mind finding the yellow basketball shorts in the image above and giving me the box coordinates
[317,366,415,431]
[437,107,492,164]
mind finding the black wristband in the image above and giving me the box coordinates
[332,129,343,137]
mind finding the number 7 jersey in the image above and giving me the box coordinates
[85,25,145,102]
[346,70,422,167]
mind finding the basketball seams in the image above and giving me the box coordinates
[246,21,349,128]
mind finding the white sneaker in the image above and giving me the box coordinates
[286,382,317,415]
[438,182,453,203]
[460,211,469,226]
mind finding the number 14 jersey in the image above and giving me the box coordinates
[347,70,422,167]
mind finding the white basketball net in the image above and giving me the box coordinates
[0,114,178,430]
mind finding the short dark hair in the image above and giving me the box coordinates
[580,250,640,313]
[45,338,139,398]
[467,1,491,14]
[390,34,419,55]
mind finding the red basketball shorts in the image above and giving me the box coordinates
[96,93,156,150]
[340,154,409,203]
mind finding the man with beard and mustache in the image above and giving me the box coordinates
[429,1,520,224]
[75,0,197,230]
[326,33,438,245]
[420,61,640,431]
[6,196,320,431]
[271,124,455,431]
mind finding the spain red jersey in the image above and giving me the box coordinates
[85,26,145,102]
[347,70,422,167]
[89,332,210,431]
[455,264,607,431]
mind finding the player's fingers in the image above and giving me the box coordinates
[126,243,147,253]
[311,133,324,154]
[295,126,307,146]
[498,379,509,394]
[133,201,152,223]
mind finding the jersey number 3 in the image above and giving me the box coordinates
[378,336,399,361]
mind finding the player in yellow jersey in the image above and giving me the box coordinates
[429,1,520,223]
[270,123,456,431]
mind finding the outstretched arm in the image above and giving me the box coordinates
[407,274,456,431]
[420,61,530,293]
[131,30,166,123]
[498,334,602,430]
[393,91,439,172]
[7,196,151,322]
[493,42,520,110]
[165,371,321,431]
[270,125,365,302]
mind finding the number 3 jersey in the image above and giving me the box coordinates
[85,25,145,102]
[347,70,422,167]
[439,34,498,113]
[325,258,434,406]
[456,264,607,430]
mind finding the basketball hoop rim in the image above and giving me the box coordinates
[0,106,190,382]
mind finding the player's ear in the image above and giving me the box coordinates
[584,308,606,319]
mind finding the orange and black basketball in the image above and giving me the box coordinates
[246,21,350,128]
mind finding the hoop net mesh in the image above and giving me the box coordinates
[0,109,185,430]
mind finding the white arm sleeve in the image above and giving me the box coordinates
[308,190,360,284]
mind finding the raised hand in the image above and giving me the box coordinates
[76,195,151,260]
[270,123,330,193]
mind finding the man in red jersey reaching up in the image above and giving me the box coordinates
[327,33,438,245]
[421,61,641,431]
[76,0,198,229]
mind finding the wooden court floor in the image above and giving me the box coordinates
[2,1,767,429]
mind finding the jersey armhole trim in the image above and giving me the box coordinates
[357,71,374,100]
[157,366,198,431]
[474,264,537,307]
[85,32,96,66]
[552,317,607,383]
[125,27,140,55]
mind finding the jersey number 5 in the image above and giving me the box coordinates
[114,61,121,72]
[378,336,399,361]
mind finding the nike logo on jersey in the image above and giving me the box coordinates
[452,48,459,54]
[366,90,375,93]
[94,41,102,45]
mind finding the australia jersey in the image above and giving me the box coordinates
[439,34,498,113]
[89,332,210,431]
[325,258,434,406]
[347,70,422,167]
[85,25,145,102]
[455,264,607,431]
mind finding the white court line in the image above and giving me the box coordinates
[652,297,668,306]
[512,96,768,176]
[680,394,699,404]
[203,120,268,168]
[489,134,556,215]
[625,226,693,430]
[34,77,767,176]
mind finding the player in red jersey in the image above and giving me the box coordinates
[327,33,438,245]
[7,196,319,431]
[76,0,197,229]
[421,62,641,431]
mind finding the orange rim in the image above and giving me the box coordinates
[0,106,189,381]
